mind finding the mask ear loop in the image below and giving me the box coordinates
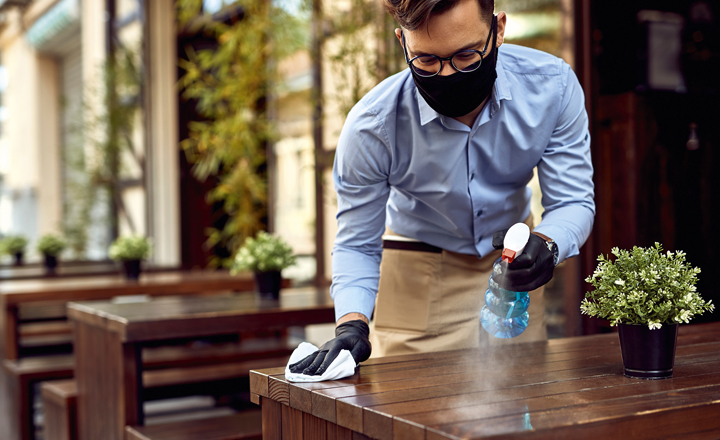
[481,14,498,58]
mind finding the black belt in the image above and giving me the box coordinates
[382,239,442,253]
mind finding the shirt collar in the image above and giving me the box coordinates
[415,54,513,126]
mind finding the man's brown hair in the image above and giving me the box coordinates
[382,0,494,31]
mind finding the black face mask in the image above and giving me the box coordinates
[404,15,498,118]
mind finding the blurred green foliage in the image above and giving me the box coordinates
[0,235,28,256]
[37,234,68,257]
[176,0,308,267]
[109,235,152,261]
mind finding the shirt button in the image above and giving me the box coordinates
[476,210,483,217]
[469,173,474,180]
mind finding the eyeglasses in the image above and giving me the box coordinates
[401,15,496,78]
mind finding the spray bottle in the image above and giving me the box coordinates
[480,223,531,338]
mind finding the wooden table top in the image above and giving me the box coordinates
[67,286,335,343]
[0,270,256,304]
[251,322,720,439]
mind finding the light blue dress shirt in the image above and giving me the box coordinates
[331,44,595,321]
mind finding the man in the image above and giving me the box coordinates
[290,0,594,376]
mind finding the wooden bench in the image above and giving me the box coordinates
[41,380,76,440]
[41,363,278,440]
[2,355,75,440]
[18,338,293,440]
[125,410,262,440]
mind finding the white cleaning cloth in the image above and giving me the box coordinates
[285,342,357,383]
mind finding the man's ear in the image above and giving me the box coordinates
[395,28,403,46]
[495,11,506,47]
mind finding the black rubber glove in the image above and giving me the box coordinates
[288,320,371,376]
[491,229,555,292]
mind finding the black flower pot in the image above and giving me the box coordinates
[254,270,282,300]
[44,254,58,274]
[14,252,23,267]
[618,323,678,379]
[122,260,142,281]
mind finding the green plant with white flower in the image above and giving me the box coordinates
[232,231,296,273]
[108,235,152,261]
[37,234,67,257]
[581,243,714,330]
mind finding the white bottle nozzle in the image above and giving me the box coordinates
[502,223,530,263]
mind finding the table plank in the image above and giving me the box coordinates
[431,385,720,440]
[68,287,333,342]
[261,397,283,440]
[282,404,304,440]
[368,359,720,421]
[402,370,720,429]
[304,412,327,440]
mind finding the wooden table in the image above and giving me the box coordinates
[251,322,720,439]
[0,270,259,360]
[67,287,335,440]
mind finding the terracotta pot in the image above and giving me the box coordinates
[254,270,282,300]
[618,322,678,379]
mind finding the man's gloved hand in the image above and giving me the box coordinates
[492,230,555,292]
[288,320,371,376]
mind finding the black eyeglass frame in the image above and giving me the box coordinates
[401,14,497,78]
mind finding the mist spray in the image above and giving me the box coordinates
[480,223,531,338]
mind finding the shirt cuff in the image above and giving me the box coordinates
[331,286,377,322]
[532,223,574,264]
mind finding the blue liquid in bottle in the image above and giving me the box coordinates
[480,259,530,338]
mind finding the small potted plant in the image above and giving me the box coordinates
[108,235,152,280]
[0,235,29,266]
[581,243,714,379]
[232,231,295,299]
[37,234,67,274]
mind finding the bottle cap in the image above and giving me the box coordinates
[502,223,530,263]
[502,249,517,263]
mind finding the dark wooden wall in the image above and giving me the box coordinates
[577,0,720,333]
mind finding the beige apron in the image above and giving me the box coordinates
[369,216,547,358]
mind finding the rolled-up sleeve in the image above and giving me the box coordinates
[331,103,392,321]
[533,64,595,263]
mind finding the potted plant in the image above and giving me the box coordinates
[0,235,29,266]
[108,235,152,280]
[232,231,295,299]
[37,234,67,273]
[581,243,714,379]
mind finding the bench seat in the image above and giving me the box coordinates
[125,411,262,440]
[27,338,294,440]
